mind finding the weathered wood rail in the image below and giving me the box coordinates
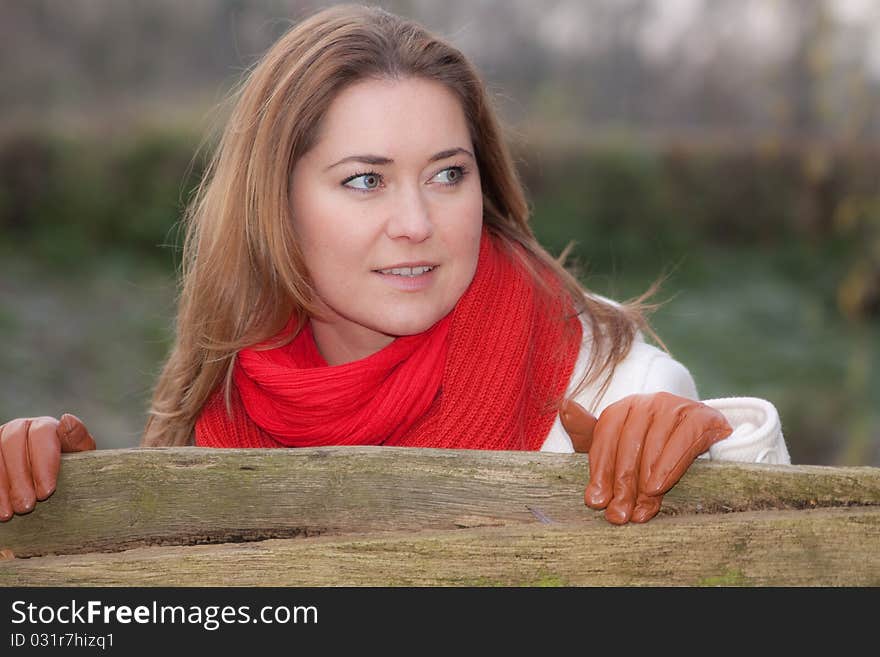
[1,446,878,586]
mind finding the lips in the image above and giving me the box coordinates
[376,265,436,276]
[373,263,438,291]
[372,261,439,276]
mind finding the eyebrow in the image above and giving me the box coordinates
[324,147,474,171]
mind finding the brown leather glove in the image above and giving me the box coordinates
[0,414,95,521]
[560,392,733,525]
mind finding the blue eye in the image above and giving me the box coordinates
[341,164,469,193]
[343,171,382,191]
[434,166,468,186]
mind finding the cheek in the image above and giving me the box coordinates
[292,191,369,269]
[440,198,482,298]
[293,191,336,245]
[455,192,483,259]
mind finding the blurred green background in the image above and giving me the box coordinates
[1,0,878,465]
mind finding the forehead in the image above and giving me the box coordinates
[311,77,472,157]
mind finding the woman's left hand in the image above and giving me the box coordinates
[560,392,733,525]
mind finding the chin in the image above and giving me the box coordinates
[377,310,448,337]
[382,320,437,337]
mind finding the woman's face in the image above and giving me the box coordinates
[290,76,483,364]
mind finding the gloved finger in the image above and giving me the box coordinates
[0,419,37,515]
[630,493,663,523]
[0,424,12,521]
[584,399,632,509]
[630,402,686,523]
[636,397,684,493]
[58,413,95,453]
[645,408,733,496]
[28,416,62,501]
[559,399,597,453]
[605,399,654,525]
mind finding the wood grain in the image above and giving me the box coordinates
[2,507,877,586]
[1,446,877,556]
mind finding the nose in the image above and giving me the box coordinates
[384,183,433,242]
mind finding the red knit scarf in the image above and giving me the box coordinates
[195,228,583,450]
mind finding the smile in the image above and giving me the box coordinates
[375,265,436,277]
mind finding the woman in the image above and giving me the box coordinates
[0,4,789,527]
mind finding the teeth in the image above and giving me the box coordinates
[378,265,435,276]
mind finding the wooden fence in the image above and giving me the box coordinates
[1,446,878,586]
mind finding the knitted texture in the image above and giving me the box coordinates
[195,227,583,450]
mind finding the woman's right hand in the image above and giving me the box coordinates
[0,414,95,521]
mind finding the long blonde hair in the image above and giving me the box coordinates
[142,3,668,447]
